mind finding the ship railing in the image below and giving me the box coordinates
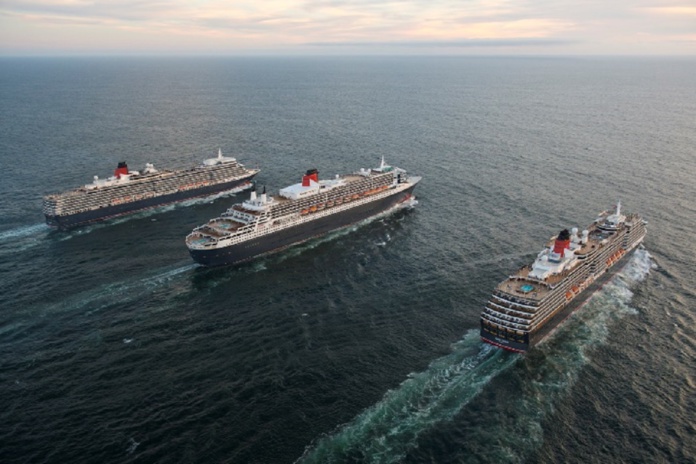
[50,164,253,205]
[482,307,531,325]
[481,312,529,330]
[486,301,534,318]
[195,181,414,248]
[492,292,539,309]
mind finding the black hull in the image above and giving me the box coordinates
[189,186,416,267]
[45,175,256,230]
[480,244,641,353]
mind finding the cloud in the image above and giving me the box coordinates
[305,38,576,47]
[0,0,694,54]
[645,6,696,17]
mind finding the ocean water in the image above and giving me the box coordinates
[0,56,694,464]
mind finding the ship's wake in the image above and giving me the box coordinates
[444,247,656,463]
[297,333,519,464]
[0,188,250,252]
[262,196,418,267]
[35,262,198,318]
[298,248,654,464]
[0,223,51,255]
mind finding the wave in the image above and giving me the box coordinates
[298,248,654,464]
[0,223,49,241]
[0,223,51,255]
[450,247,655,463]
[35,262,198,317]
[298,334,519,464]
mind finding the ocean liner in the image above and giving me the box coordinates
[43,150,258,229]
[186,158,420,266]
[480,202,647,353]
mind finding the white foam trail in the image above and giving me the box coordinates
[299,248,654,464]
[0,223,52,255]
[35,263,199,317]
[298,332,519,463]
[447,247,655,463]
[268,197,417,266]
[0,223,49,241]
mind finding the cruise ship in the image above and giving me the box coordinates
[186,158,420,266]
[43,150,258,229]
[480,202,647,353]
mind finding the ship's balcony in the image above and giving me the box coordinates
[481,312,529,330]
[485,301,534,319]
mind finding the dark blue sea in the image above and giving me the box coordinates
[0,56,694,464]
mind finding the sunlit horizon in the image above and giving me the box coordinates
[1,1,695,56]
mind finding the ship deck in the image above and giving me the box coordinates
[496,275,550,302]
[495,228,605,301]
[199,219,244,237]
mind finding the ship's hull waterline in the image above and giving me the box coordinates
[189,185,416,267]
[45,176,256,230]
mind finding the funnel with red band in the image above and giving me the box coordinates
[553,228,571,255]
[302,168,319,186]
[114,161,128,178]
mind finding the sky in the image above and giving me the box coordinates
[0,0,695,56]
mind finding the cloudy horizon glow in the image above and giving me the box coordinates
[1,0,695,56]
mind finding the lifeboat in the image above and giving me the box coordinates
[327,201,335,207]
[335,198,343,205]
[352,194,360,200]
[317,203,325,210]
[344,196,352,202]
[301,209,309,215]
[309,206,317,213]
[565,291,573,300]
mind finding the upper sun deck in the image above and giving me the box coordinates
[494,222,611,301]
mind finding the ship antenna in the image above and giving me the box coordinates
[616,200,621,216]
[218,148,223,159]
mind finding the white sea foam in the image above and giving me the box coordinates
[298,331,519,463]
[266,197,417,267]
[126,437,140,454]
[0,223,49,241]
[446,247,655,463]
[299,248,654,464]
[33,263,198,317]
[0,223,51,255]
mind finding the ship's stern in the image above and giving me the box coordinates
[480,321,530,353]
